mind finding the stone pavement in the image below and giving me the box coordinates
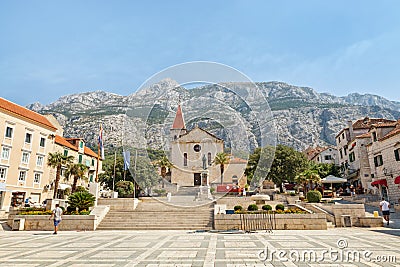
[0,228,399,267]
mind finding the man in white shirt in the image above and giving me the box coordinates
[49,203,63,234]
[379,198,390,226]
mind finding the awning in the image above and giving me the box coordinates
[371,179,388,187]
[58,183,71,190]
[394,176,400,184]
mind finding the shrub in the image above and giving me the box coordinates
[68,191,96,211]
[210,187,215,193]
[307,190,322,203]
[290,192,296,196]
[275,204,285,211]
[75,186,87,192]
[115,181,134,198]
[234,205,243,211]
[247,204,258,211]
[262,205,272,211]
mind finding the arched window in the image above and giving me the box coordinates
[208,152,212,165]
[184,153,187,166]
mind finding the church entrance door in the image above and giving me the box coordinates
[194,173,201,186]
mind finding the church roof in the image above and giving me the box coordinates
[172,104,185,129]
[178,126,224,142]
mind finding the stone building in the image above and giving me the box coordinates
[335,117,396,189]
[306,146,339,165]
[0,97,57,211]
[169,104,247,187]
[0,97,102,212]
[367,120,400,202]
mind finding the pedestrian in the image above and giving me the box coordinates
[379,198,390,226]
[49,203,63,234]
[242,188,246,198]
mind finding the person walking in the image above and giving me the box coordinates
[49,203,63,234]
[379,198,390,226]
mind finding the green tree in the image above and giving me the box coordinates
[98,152,132,190]
[214,152,230,184]
[47,152,74,199]
[244,146,275,187]
[268,145,309,192]
[115,180,135,198]
[68,191,96,211]
[295,168,320,194]
[135,157,159,193]
[65,163,88,193]
[154,155,174,188]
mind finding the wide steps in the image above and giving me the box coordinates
[97,199,214,230]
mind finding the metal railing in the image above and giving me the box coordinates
[239,212,276,232]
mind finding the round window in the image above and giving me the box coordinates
[194,144,201,152]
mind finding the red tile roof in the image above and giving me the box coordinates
[55,135,100,158]
[84,146,99,158]
[356,132,371,139]
[380,125,400,142]
[172,104,185,129]
[55,135,78,151]
[352,117,395,129]
[0,97,57,131]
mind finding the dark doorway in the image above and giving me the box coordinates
[194,173,201,186]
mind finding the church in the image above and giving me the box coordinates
[169,104,247,188]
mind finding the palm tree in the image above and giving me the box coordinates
[47,152,74,199]
[214,152,230,184]
[295,169,320,194]
[65,163,88,193]
[155,155,174,188]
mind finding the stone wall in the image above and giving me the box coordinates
[97,198,138,211]
[331,203,366,227]
[9,214,96,231]
[215,213,327,230]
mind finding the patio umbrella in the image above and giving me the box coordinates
[321,175,347,190]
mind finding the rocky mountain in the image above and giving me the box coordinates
[27,80,400,152]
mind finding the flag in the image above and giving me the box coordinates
[98,124,105,160]
[123,150,130,170]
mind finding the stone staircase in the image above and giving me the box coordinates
[97,198,214,230]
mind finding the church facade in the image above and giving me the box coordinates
[169,104,247,187]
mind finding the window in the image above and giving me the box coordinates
[64,150,68,157]
[78,154,83,164]
[18,171,26,182]
[183,153,188,166]
[342,133,345,139]
[21,152,30,164]
[339,149,343,159]
[208,152,212,165]
[85,159,90,167]
[36,155,44,167]
[374,155,383,167]
[34,173,41,184]
[25,133,32,144]
[5,126,13,138]
[1,147,10,160]
[79,141,84,148]
[349,152,355,162]
[338,137,341,143]
[90,174,94,182]
[372,132,377,142]
[91,159,95,166]
[39,137,46,147]
[0,167,7,180]
[395,149,400,161]
[193,144,201,152]
[344,147,347,156]
[324,155,332,160]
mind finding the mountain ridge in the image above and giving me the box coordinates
[26,80,400,151]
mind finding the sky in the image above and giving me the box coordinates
[1,0,400,105]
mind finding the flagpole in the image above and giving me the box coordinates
[95,143,100,183]
[112,150,117,191]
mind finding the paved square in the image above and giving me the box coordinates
[0,228,399,266]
